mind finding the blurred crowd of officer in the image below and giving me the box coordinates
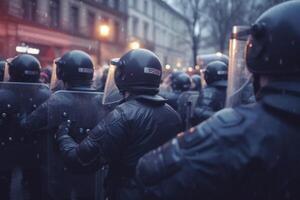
[1,1,300,200]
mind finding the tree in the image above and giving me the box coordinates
[205,0,290,53]
[169,0,290,60]
[205,0,252,53]
[174,0,209,67]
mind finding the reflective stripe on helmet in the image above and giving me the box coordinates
[144,67,161,76]
[78,68,94,74]
[24,70,39,75]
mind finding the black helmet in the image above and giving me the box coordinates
[0,61,5,81]
[170,71,184,82]
[204,61,227,85]
[191,74,202,91]
[171,72,191,92]
[114,49,162,94]
[55,50,94,83]
[246,0,300,75]
[8,54,41,83]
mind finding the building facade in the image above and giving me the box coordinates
[0,0,128,68]
[127,0,192,68]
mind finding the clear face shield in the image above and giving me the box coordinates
[2,60,10,82]
[226,26,255,107]
[102,58,124,105]
[160,73,172,93]
[200,68,207,88]
[50,57,64,91]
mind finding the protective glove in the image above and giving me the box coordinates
[56,119,72,139]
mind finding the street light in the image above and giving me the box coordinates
[97,23,110,65]
[129,41,140,50]
[216,52,223,57]
[98,24,110,38]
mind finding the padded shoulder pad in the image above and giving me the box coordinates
[212,108,244,128]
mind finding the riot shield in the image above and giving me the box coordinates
[47,90,109,200]
[177,91,200,130]
[226,26,255,107]
[0,82,50,198]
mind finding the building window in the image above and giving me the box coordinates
[103,0,109,6]
[49,0,60,28]
[163,56,168,66]
[113,0,120,10]
[132,0,137,9]
[23,0,37,21]
[114,21,120,42]
[118,0,125,12]
[143,22,149,41]
[155,26,159,44]
[162,30,166,45]
[70,6,79,34]
[87,11,96,37]
[143,0,148,14]
[101,16,109,24]
[132,17,139,37]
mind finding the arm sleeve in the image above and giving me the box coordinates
[136,109,246,200]
[20,101,48,131]
[57,107,129,170]
[192,88,217,125]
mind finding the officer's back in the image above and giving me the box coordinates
[136,2,300,200]
[21,50,105,200]
[107,95,181,174]
[56,49,182,200]
[193,61,227,124]
[161,72,191,111]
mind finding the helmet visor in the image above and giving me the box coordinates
[102,58,123,105]
[49,57,61,91]
[160,73,172,93]
[200,68,207,88]
[2,60,10,82]
[226,26,255,107]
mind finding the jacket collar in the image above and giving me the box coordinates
[127,94,166,104]
[261,81,300,116]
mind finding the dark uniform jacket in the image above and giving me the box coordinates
[160,91,181,111]
[57,95,182,200]
[136,81,300,200]
[193,83,227,124]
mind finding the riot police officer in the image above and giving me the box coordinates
[193,60,228,124]
[161,72,191,111]
[56,49,182,200]
[190,74,202,92]
[0,54,50,200]
[136,1,300,200]
[21,50,96,130]
[21,50,104,200]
